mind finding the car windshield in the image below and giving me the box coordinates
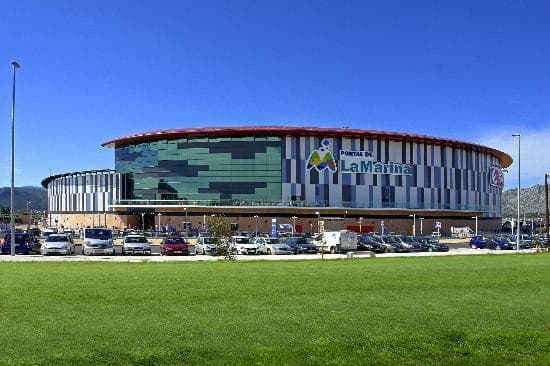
[234,237,250,244]
[85,229,112,240]
[125,236,147,243]
[202,238,216,244]
[290,238,307,244]
[267,238,281,244]
[46,235,69,242]
[370,236,383,243]
[164,237,185,244]
[4,233,26,242]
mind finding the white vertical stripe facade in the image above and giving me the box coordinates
[47,171,120,212]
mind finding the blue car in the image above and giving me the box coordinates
[1,233,38,255]
[469,236,490,249]
[488,236,516,250]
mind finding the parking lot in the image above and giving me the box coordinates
[0,245,539,262]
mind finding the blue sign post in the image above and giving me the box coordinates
[271,218,277,238]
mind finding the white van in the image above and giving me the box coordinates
[314,230,358,253]
[82,228,115,255]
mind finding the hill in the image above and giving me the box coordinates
[502,184,548,217]
[0,186,47,211]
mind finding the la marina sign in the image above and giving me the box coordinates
[339,150,413,175]
[306,143,414,175]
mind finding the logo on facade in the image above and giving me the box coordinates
[489,166,504,189]
[306,139,337,173]
[339,150,413,175]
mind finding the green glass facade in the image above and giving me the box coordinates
[115,136,282,201]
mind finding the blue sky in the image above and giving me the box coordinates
[1,0,549,189]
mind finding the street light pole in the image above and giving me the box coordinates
[10,61,20,256]
[358,217,363,234]
[512,133,520,253]
[419,217,424,236]
[409,214,416,237]
[471,216,478,236]
[254,215,259,235]
[141,212,145,232]
[315,211,320,234]
[184,207,188,234]
[26,201,31,231]
[291,216,297,237]
[157,213,162,231]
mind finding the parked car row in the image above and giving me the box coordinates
[357,234,449,253]
[469,235,534,250]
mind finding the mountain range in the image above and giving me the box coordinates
[0,186,48,211]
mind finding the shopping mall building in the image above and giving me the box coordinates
[42,126,511,235]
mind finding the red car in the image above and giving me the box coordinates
[160,236,190,256]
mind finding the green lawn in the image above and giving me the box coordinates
[0,255,548,365]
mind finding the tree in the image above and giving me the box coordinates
[206,214,234,260]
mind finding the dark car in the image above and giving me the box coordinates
[488,236,516,250]
[416,237,449,252]
[399,235,426,251]
[381,235,411,253]
[160,236,190,256]
[469,236,491,249]
[284,237,317,254]
[357,235,391,253]
[1,233,39,255]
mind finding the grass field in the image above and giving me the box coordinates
[0,254,548,365]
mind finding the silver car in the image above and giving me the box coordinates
[122,235,151,255]
[41,234,74,255]
[254,237,292,255]
[196,237,219,255]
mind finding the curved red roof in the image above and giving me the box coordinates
[102,126,513,168]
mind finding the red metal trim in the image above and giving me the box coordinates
[101,126,513,168]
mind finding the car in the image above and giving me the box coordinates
[488,236,516,250]
[416,237,449,252]
[1,232,38,255]
[381,235,411,253]
[196,237,220,255]
[82,228,115,255]
[469,236,491,249]
[40,234,74,255]
[231,236,259,255]
[398,235,429,251]
[122,235,151,255]
[284,237,317,254]
[508,235,532,249]
[254,237,292,255]
[357,234,390,253]
[160,236,190,255]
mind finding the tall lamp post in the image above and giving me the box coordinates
[253,215,259,235]
[141,212,145,232]
[157,213,162,231]
[512,133,520,253]
[315,211,320,234]
[409,214,416,237]
[545,173,549,248]
[471,216,478,236]
[418,217,424,236]
[26,201,31,231]
[10,61,20,256]
[358,217,363,234]
[184,207,188,233]
[291,216,297,237]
